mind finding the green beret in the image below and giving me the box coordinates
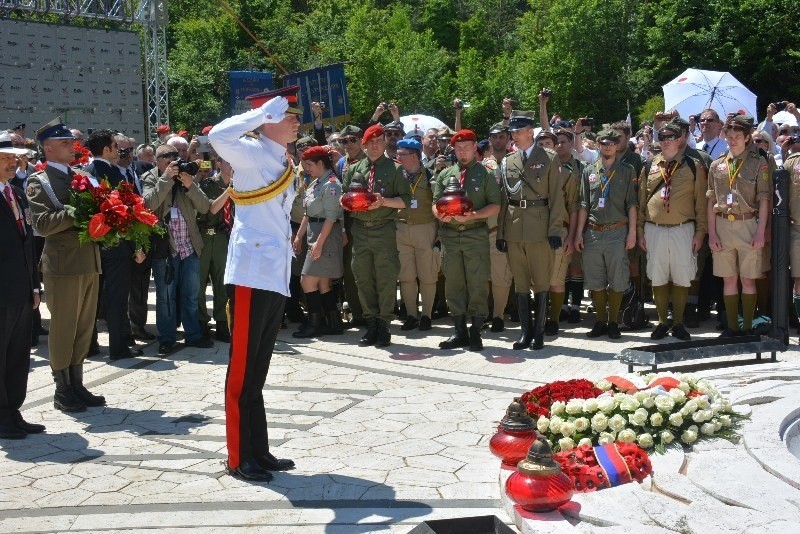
[658,123,683,137]
[597,129,621,142]
[728,114,755,130]
[339,125,362,136]
[296,136,316,147]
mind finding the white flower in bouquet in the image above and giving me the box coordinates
[550,401,566,416]
[660,430,675,444]
[668,388,686,403]
[697,396,711,410]
[628,408,649,427]
[620,396,640,412]
[701,409,713,422]
[680,399,699,416]
[718,415,732,427]
[574,417,590,432]
[721,399,732,412]
[668,413,684,427]
[582,398,599,413]
[634,391,650,403]
[558,437,576,451]
[710,402,723,416]
[618,429,637,443]
[536,416,550,433]
[560,421,576,437]
[714,420,722,432]
[654,395,675,412]
[591,413,609,432]
[681,429,698,444]
[566,398,584,415]
[642,396,655,409]
[597,396,617,414]
[650,412,664,427]
[637,433,654,448]
[691,410,708,423]
[609,414,627,432]
[678,381,691,393]
[578,437,593,447]
[596,379,612,391]
[700,422,716,436]
[598,432,616,444]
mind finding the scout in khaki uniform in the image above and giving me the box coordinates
[433,129,501,351]
[197,160,233,342]
[497,111,566,350]
[785,150,800,337]
[395,138,439,332]
[26,118,105,413]
[544,128,580,336]
[292,146,345,338]
[574,129,638,339]
[637,122,708,341]
[707,115,772,337]
[342,124,411,348]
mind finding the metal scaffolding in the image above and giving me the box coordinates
[0,0,169,143]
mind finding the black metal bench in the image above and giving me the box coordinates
[619,335,787,373]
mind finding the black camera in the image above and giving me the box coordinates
[453,99,464,110]
[582,117,595,127]
[176,159,199,175]
[380,101,394,110]
[788,133,800,145]
[774,101,789,112]
[446,153,458,164]
[541,88,553,98]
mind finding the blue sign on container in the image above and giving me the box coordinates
[283,63,350,128]
[229,71,274,114]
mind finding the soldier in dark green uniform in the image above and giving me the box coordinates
[496,111,566,351]
[286,136,317,323]
[197,158,233,342]
[342,124,411,347]
[574,129,638,339]
[433,129,501,351]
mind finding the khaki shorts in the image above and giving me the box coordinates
[396,221,440,284]
[790,226,800,277]
[712,217,762,279]
[644,222,697,287]
[582,226,630,292]
[762,243,771,273]
[549,245,571,287]
[488,231,513,287]
[508,240,553,293]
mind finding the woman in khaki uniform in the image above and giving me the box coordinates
[291,146,344,338]
[707,115,772,336]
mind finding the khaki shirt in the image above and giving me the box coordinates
[638,151,708,239]
[579,159,637,225]
[433,159,501,230]
[397,167,436,224]
[290,162,311,224]
[342,154,411,223]
[707,142,773,216]
[304,172,343,220]
[559,156,581,227]
[497,146,566,242]
[785,153,800,224]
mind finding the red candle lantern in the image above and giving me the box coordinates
[341,181,377,212]
[489,399,538,468]
[505,437,574,513]
[435,175,474,217]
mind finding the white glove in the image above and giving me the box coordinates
[261,97,288,123]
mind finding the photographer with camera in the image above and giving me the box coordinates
[142,144,212,355]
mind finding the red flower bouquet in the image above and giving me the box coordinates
[64,174,163,251]
[553,442,652,492]
[71,141,91,167]
[520,379,603,418]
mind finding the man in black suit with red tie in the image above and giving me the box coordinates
[85,130,145,361]
[0,131,45,439]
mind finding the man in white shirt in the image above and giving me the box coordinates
[697,109,728,159]
[208,86,300,481]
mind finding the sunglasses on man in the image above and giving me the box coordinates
[339,137,358,145]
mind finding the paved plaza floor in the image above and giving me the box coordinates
[2,289,799,533]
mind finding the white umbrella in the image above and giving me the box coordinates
[399,114,447,135]
[772,110,798,126]
[663,68,758,122]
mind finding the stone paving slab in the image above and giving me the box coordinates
[3,290,800,532]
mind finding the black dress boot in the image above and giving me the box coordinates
[469,316,485,351]
[292,313,324,338]
[439,315,469,349]
[69,366,106,407]
[531,292,549,350]
[375,319,391,348]
[359,318,379,346]
[513,293,533,349]
[52,369,87,413]
[321,291,344,335]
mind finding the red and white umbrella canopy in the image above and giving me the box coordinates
[663,68,757,122]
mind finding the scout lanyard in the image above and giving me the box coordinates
[658,159,678,211]
[727,157,744,192]
[368,163,375,192]
[458,164,467,187]
[599,168,616,198]
[404,169,424,196]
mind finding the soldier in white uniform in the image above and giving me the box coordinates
[208,86,300,481]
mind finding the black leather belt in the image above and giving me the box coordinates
[508,198,548,208]
[308,217,326,223]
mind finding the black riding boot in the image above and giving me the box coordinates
[532,292,549,350]
[52,369,87,413]
[469,316,485,351]
[513,293,533,349]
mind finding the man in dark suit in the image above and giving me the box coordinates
[84,130,144,361]
[0,131,45,439]
[27,118,105,413]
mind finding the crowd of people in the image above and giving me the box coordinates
[2,91,800,478]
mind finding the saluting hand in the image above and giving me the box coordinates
[261,96,289,123]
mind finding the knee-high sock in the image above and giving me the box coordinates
[570,278,584,308]
[608,290,624,323]
[592,290,608,323]
[741,292,757,331]
[549,292,565,322]
[652,285,670,324]
[672,285,689,325]
[724,294,740,331]
[304,290,322,314]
